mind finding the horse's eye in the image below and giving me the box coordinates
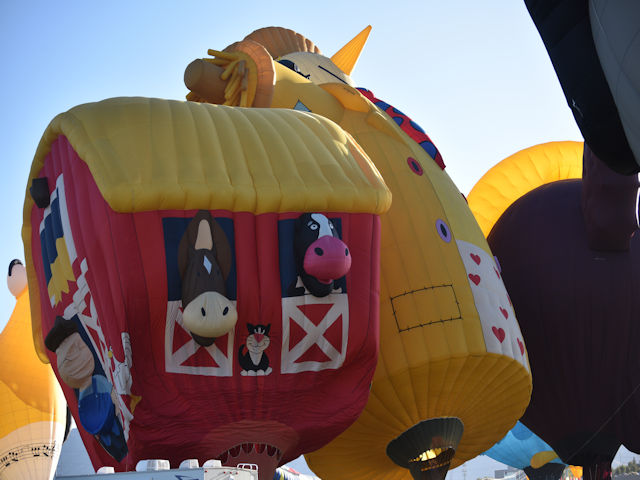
[310,224,318,230]
[277,59,309,79]
[278,59,298,71]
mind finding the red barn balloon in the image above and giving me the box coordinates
[22,98,391,478]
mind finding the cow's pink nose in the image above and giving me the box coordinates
[303,236,352,284]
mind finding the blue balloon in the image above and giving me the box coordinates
[511,422,534,441]
[483,421,564,469]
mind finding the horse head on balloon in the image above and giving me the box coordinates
[182,24,534,480]
[183,21,640,480]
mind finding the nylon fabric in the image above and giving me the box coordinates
[24,98,390,216]
[0,289,66,480]
[287,57,532,480]
[467,141,583,237]
[470,141,640,466]
[24,130,384,475]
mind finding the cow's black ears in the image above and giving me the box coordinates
[295,213,313,232]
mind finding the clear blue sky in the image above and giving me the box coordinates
[2,1,634,478]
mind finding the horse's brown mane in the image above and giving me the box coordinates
[177,211,232,280]
[243,26,321,58]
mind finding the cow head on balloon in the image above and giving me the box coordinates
[178,210,237,346]
[294,213,352,297]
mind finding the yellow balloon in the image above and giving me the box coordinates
[188,26,532,480]
[0,263,67,480]
[466,141,583,237]
[298,77,532,480]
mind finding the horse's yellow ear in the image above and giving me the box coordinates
[331,25,371,75]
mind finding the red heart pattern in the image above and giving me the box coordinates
[468,274,481,285]
[458,243,527,369]
[492,326,505,343]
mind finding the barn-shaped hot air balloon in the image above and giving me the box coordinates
[22,99,391,479]
[0,260,67,480]
[484,421,566,480]
[468,141,640,480]
[183,26,533,480]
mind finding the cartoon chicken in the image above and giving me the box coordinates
[183,26,532,480]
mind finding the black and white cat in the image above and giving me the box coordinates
[238,323,272,376]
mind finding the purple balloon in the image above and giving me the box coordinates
[487,147,640,480]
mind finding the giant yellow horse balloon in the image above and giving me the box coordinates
[0,260,67,480]
[184,26,533,480]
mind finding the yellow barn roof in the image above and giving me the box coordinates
[24,97,391,217]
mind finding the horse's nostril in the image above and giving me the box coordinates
[201,307,206,317]
[315,247,324,256]
[223,306,229,315]
[345,248,349,256]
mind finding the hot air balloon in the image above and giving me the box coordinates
[484,421,566,480]
[0,260,67,480]
[22,98,391,479]
[570,466,584,479]
[467,141,640,480]
[524,0,640,174]
[183,26,532,480]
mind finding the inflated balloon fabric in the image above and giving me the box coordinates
[189,26,530,480]
[466,141,583,237]
[590,0,640,172]
[469,142,640,477]
[524,464,567,480]
[484,421,563,470]
[524,0,638,174]
[0,271,66,480]
[23,99,390,478]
